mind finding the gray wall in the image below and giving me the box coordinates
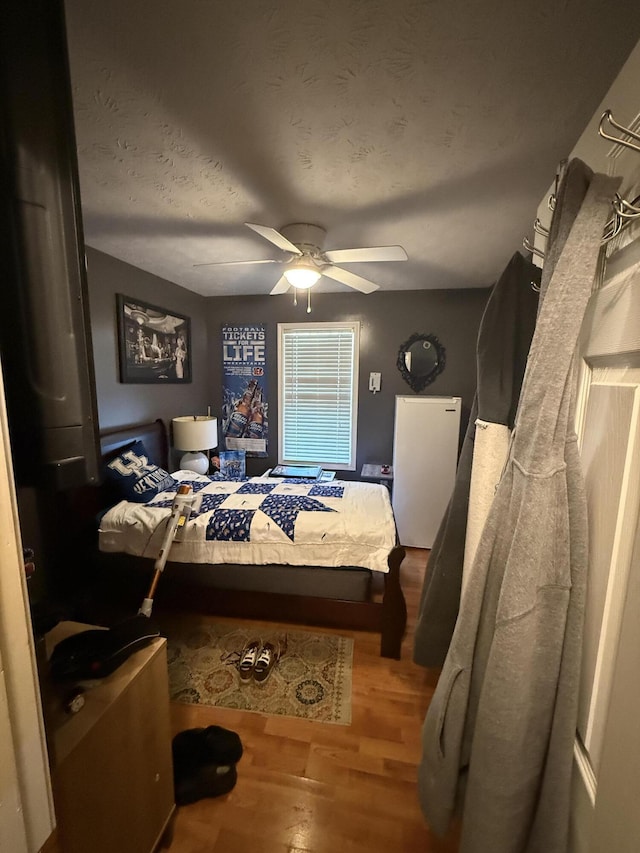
[86,248,212,432]
[207,288,489,478]
[85,249,488,477]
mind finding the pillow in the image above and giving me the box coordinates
[218,450,246,480]
[105,440,177,503]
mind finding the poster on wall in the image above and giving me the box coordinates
[117,294,191,384]
[221,324,268,457]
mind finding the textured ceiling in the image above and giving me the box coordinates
[64,0,640,297]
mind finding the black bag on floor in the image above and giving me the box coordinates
[172,725,243,805]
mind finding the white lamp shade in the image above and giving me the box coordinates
[172,416,218,451]
[172,416,218,474]
[283,263,321,289]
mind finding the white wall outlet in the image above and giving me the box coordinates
[369,372,381,393]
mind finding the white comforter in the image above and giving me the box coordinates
[99,472,396,574]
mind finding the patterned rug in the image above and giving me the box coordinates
[166,621,353,725]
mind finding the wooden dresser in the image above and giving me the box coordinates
[42,622,175,853]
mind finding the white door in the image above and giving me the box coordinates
[569,147,640,850]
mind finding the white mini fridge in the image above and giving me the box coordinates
[392,395,461,548]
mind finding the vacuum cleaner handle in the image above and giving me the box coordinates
[139,484,193,617]
[154,484,194,572]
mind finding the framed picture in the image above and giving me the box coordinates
[116,294,192,384]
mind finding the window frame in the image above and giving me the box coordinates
[277,321,360,471]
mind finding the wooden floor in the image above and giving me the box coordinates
[163,547,460,853]
[41,547,459,853]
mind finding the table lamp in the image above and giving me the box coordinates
[172,415,218,474]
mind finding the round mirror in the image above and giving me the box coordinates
[397,333,445,392]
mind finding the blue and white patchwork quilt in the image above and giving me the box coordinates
[99,472,396,574]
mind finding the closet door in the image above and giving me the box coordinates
[570,137,640,850]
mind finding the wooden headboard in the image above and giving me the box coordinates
[68,420,169,522]
[99,419,169,470]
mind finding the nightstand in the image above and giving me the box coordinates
[360,464,394,492]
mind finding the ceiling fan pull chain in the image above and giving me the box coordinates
[293,290,297,306]
[307,289,311,314]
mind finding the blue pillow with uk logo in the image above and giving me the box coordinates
[105,440,177,503]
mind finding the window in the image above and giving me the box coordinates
[278,321,360,470]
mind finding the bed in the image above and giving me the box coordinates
[92,420,407,658]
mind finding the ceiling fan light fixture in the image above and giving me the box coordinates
[283,262,321,289]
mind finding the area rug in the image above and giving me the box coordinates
[166,621,353,725]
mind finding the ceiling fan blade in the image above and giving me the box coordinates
[245,223,302,255]
[324,245,408,263]
[321,265,380,294]
[193,258,280,268]
[270,275,291,295]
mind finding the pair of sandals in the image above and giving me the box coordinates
[238,639,280,683]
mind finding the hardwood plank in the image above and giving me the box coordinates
[358,734,422,764]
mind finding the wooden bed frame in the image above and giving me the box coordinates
[96,420,407,659]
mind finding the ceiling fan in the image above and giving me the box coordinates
[194,223,408,294]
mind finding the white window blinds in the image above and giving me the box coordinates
[278,322,359,470]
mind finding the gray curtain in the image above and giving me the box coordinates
[417,160,619,853]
